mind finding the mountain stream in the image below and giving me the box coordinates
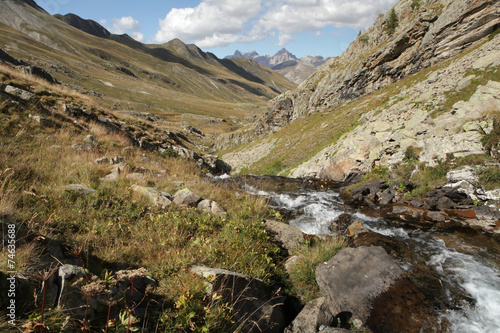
[234,176,500,333]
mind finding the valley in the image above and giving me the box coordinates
[0,0,500,332]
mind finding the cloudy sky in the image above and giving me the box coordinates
[43,0,398,58]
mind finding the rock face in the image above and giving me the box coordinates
[290,38,500,181]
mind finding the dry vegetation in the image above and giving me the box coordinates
[0,67,295,332]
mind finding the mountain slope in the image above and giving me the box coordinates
[221,0,500,180]
[0,0,295,140]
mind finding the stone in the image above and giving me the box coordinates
[346,220,367,238]
[110,156,124,165]
[29,115,57,128]
[131,185,172,208]
[284,297,334,333]
[316,246,404,326]
[264,220,304,251]
[126,172,147,183]
[173,188,202,207]
[197,199,226,216]
[446,167,478,186]
[63,184,97,196]
[83,135,95,144]
[100,164,125,182]
[4,85,36,100]
[191,265,286,333]
[93,157,109,165]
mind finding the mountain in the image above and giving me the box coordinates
[0,1,295,144]
[54,13,111,38]
[228,48,328,84]
[221,0,500,181]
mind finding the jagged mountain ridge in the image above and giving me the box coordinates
[0,0,295,140]
[54,13,111,38]
[228,48,328,84]
[221,0,500,180]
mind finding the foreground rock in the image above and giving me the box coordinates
[316,246,434,332]
[63,184,97,196]
[284,297,334,333]
[191,265,286,333]
[264,219,305,252]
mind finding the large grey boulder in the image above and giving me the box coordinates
[316,246,433,332]
[264,220,304,251]
[173,188,202,207]
[191,265,285,333]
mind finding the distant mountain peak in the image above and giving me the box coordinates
[55,13,111,38]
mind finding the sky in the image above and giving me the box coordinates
[41,0,399,59]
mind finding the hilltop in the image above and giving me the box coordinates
[228,49,328,84]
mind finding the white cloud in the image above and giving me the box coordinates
[109,16,145,42]
[154,0,263,45]
[154,0,398,48]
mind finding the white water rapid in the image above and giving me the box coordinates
[247,184,500,333]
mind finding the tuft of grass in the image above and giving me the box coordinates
[288,238,347,302]
[479,166,500,191]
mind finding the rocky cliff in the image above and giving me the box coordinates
[257,0,500,135]
[222,0,500,180]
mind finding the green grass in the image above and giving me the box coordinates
[287,238,347,302]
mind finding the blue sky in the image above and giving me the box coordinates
[41,0,398,59]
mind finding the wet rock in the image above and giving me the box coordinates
[173,188,202,207]
[346,220,368,238]
[264,219,304,251]
[131,185,172,208]
[63,184,96,196]
[284,297,334,333]
[316,246,432,332]
[191,265,286,333]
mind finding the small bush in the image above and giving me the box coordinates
[404,146,422,162]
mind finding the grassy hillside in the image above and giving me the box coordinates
[0,1,295,141]
[0,64,291,331]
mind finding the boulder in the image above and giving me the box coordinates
[284,297,334,333]
[191,265,286,333]
[173,188,202,207]
[264,220,304,251]
[4,85,36,101]
[446,167,479,186]
[63,184,96,196]
[316,246,432,332]
[197,199,226,216]
[131,185,172,208]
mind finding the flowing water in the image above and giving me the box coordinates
[240,177,500,333]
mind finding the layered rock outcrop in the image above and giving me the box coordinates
[259,0,500,135]
[290,34,500,180]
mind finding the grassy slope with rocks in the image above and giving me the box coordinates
[0,66,295,332]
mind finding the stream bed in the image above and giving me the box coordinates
[235,175,500,333]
